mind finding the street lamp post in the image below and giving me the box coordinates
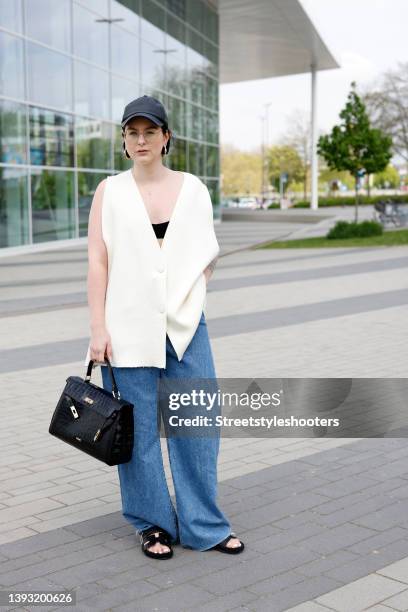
[262,102,272,206]
[260,102,273,207]
[260,115,265,204]
[310,63,318,209]
[264,102,272,204]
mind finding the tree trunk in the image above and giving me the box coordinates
[366,174,371,197]
[354,177,359,223]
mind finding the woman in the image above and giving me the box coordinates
[86,95,244,559]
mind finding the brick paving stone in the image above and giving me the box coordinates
[315,573,407,611]
[377,555,408,583]
[378,587,408,610]
[250,575,342,611]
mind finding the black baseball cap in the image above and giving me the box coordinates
[121,95,168,129]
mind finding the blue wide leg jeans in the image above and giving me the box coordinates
[100,311,232,551]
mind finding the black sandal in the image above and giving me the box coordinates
[139,526,173,560]
[210,532,244,554]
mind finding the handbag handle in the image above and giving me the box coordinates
[85,357,121,400]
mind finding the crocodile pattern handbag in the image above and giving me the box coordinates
[49,358,134,466]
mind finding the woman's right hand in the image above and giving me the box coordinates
[90,325,113,363]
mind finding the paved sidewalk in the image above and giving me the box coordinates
[0,216,407,610]
[2,440,408,611]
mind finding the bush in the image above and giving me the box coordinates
[293,194,408,208]
[326,220,383,239]
[355,220,383,237]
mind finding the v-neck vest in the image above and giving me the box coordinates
[84,169,220,368]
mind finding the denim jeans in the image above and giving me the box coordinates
[100,311,232,551]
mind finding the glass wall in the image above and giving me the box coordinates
[0,0,220,249]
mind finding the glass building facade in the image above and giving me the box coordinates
[0,0,219,249]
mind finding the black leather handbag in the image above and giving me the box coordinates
[49,358,134,466]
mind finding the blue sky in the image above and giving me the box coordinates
[220,0,407,153]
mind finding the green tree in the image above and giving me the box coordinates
[281,109,311,200]
[221,145,262,196]
[266,145,303,195]
[317,82,392,221]
[373,164,400,189]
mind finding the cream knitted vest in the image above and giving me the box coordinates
[84,169,220,367]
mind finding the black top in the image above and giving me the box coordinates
[152,220,169,239]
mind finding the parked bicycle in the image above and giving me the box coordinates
[373,200,408,228]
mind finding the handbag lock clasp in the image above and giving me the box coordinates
[70,405,79,419]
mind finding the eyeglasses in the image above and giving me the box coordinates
[124,128,160,142]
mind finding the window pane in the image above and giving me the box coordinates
[0,167,29,247]
[166,136,186,171]
[78,171,106,237]
[27,42,72,112]
[25,0,71,53]
[167,95,185,138]
[74,0,109,16]
[206,110,218,144]
[111,25,139,80]
[186,29,205,105]
[188,141,204,176]
[186,0,204,34]
[205,39,218,80]
[206,179,220,208]
[74,60,110,120]
[206,145,219,177]
[0,32,24,99]
[112,75,140,123]
[76,117,112,170]
[29,107,74,167]
[164,0,185,21]
[31,169,75,243]
[165,14,186,98]
[141,0,165,47]
[205,76,218,111]
[73,2,109,68]
[0,99,27,164]
[0,0,23,33]
[110,0,140,34]
[188,103,203,141]
[207,7,218,45]
[141,39,166,90]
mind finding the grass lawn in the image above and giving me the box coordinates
[255,228,408,249]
